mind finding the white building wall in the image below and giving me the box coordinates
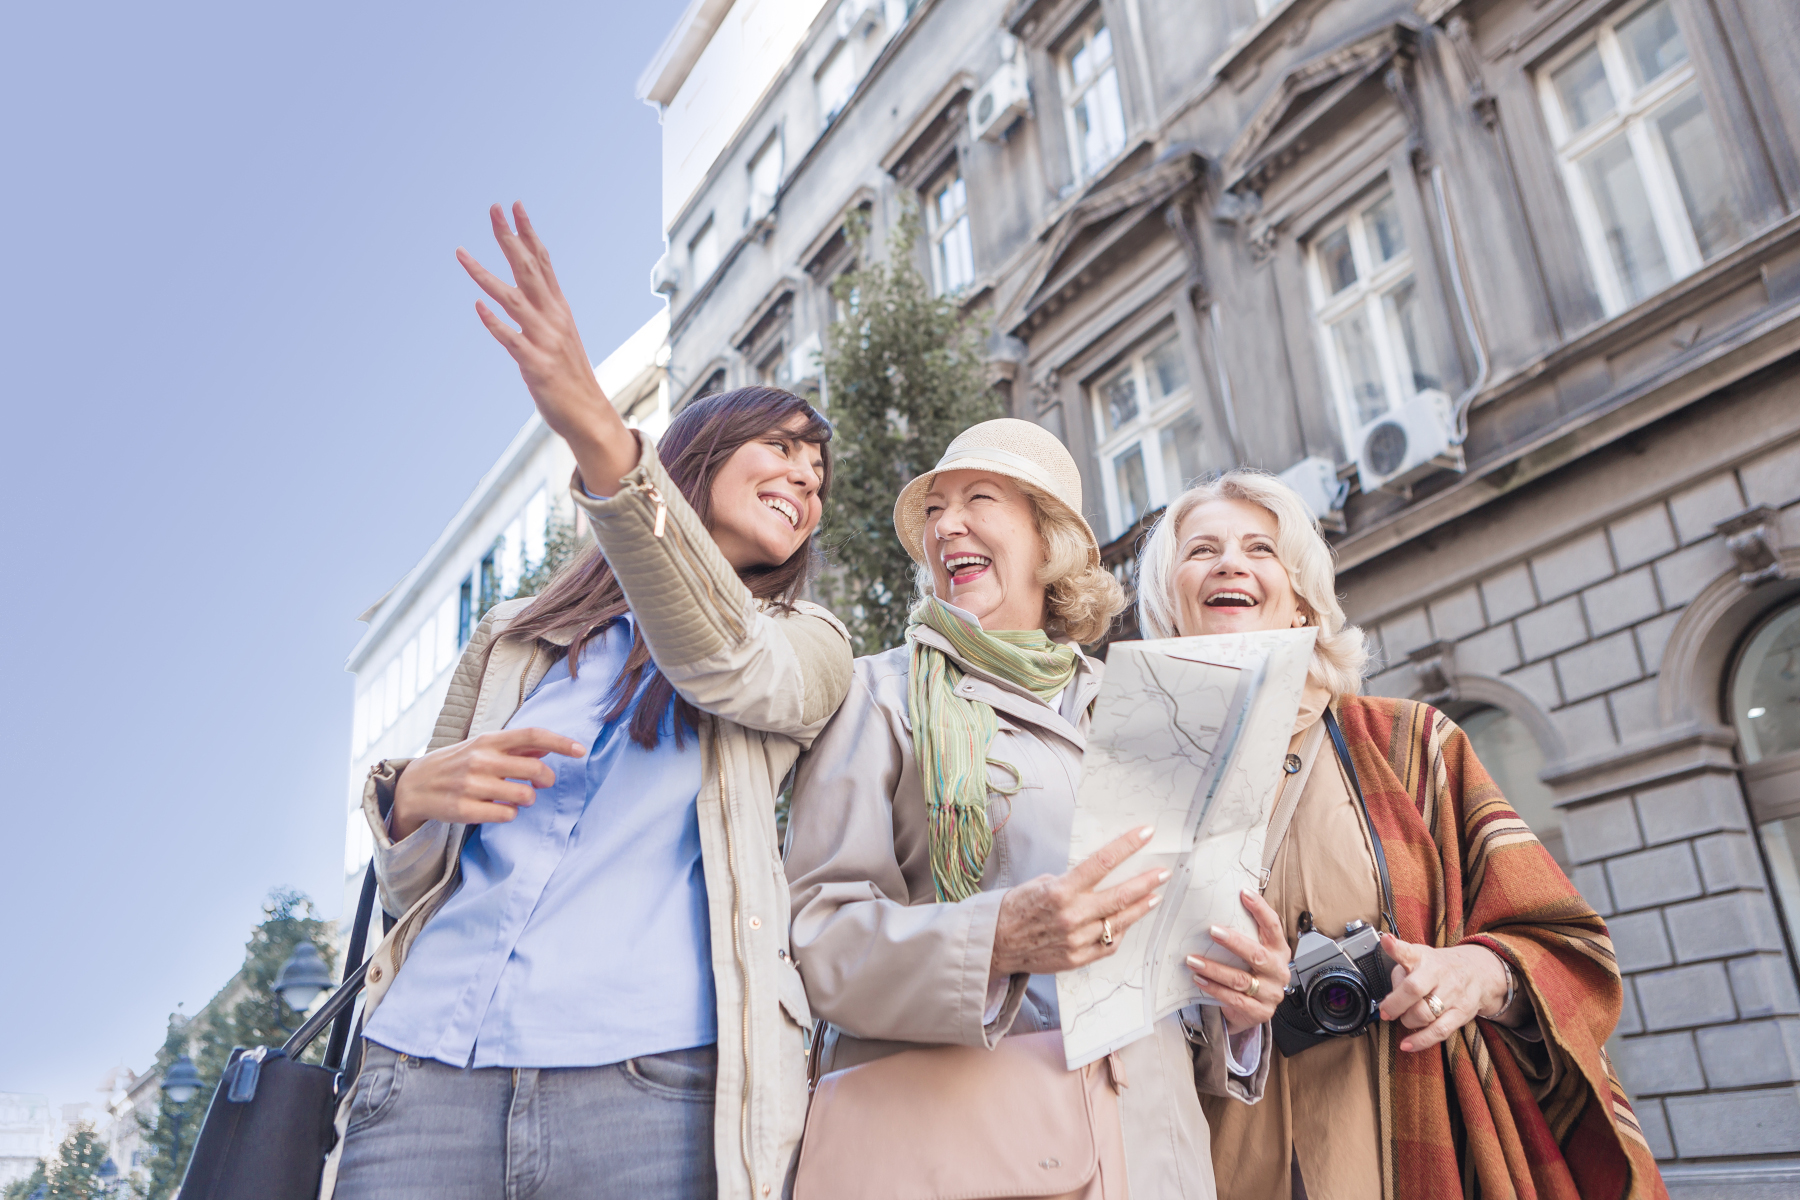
[642,0,835,232]
[0,1093,57,1189]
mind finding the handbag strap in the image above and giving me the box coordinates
[283,778,393,1067]
[1259,718,1327,888]
[1323,708,1397,935]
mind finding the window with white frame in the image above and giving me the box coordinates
[688,215,720,290]
[1090,329,1215,532]
[925,163,974,296]
[1537,0,1746,314]
[816,41,856,128]
[1060,15,1127,182]
[747,131,782,224]
[1307,188,1441,438]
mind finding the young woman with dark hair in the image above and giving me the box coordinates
[325,205,852,1200]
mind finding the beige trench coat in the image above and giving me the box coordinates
[785,629,1268,1199]
[319,434,853,1200]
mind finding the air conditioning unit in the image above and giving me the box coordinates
[649,251,679,296]
[970,60,1029,142]
[1354,388,1465,495]
[835,0,882,38]
[1278,455,1349,530]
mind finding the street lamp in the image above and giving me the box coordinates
[273,942,332,1021]
[160,1055,202,1169]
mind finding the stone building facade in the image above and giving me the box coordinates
[641,0,1800,1190]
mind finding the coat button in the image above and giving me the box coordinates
[748,916,762,930]
[369,965,382,982]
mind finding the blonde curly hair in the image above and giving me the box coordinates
[1136,470,1369,697]
[913,479,1126,645]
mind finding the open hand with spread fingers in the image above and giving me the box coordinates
[1187,889,1292,1035]
[990,825,1170,978]
[1377,933,1522,1052]
[457,203,639,497]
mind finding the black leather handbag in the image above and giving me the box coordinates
[177,842,387,1200]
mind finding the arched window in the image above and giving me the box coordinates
[1448,703,1567,867]
[1732,600,1800,936]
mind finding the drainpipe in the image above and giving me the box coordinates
[1430,163,1489,445]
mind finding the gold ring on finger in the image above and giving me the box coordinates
[1243,976,1260,999]
[1100,918,1114,947]
[1425,992,1445,1019]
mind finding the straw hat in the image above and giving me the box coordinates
[892,418,1101,568]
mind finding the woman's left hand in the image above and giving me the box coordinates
[1187,889,1291,1036]
[1378,934,1512,1052]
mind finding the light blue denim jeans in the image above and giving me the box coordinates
[333,1040,717,1200]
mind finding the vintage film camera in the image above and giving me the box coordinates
[1271,913,1393,1057]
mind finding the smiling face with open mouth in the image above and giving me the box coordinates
[923,469,1050,632]
[706,416,826,571]
[1171,498,1305,637]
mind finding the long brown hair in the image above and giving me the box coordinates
[507,386,833,748]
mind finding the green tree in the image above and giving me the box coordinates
[820,203,1004,655]
[1,1123,109,1200]
[507,511,583,602]
[137,889,336,1199]
[2,1160,46,1200]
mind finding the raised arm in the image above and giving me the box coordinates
[460,202,849,741]
[458,202,639,499]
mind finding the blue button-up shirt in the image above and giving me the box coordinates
[365,617,715,1068]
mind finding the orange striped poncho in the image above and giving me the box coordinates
[1335,695,1668,1200]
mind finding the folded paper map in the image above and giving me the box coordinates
[1056,628,1317,1069]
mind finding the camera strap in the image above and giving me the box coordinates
[1325,708,1398,936]
[1260,717,1327,890]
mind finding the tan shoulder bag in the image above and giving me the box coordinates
[792,1029,1128,1199]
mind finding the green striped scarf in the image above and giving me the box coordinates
[907,597,1079,902]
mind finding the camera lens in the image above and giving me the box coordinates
[1306,968,1372,1035]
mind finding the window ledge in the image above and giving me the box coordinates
[1329,213,1800,574]
[1205,0,1314,86]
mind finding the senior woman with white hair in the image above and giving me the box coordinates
[785,419,1269,1199]
[1142,470,1666,1200]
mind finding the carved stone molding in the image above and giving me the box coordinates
[1442,16,1499,128]
[1161,199,1209,295]
[1408,639,1457,705]
[1383,59,1427,168]
[1716,505,1787,585]
[1247,224,1280,262]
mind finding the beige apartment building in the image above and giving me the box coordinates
[639,0,1800,1190]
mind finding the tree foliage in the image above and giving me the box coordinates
[820,204,1003,655]
[136,889,335,1199]
[2,1122,107,1200]
[507,511,582,603]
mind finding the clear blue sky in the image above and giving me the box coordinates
[0,0,681,1112]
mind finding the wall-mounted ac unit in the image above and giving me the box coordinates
[970,60,1029,142]
[649,252,679,296]
[1354,388,1465,494]
[1278,455,1349,530]
[836,0,882,39]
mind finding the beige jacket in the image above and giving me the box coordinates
[785,631,1268,1200]
[319,435,853,1200]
